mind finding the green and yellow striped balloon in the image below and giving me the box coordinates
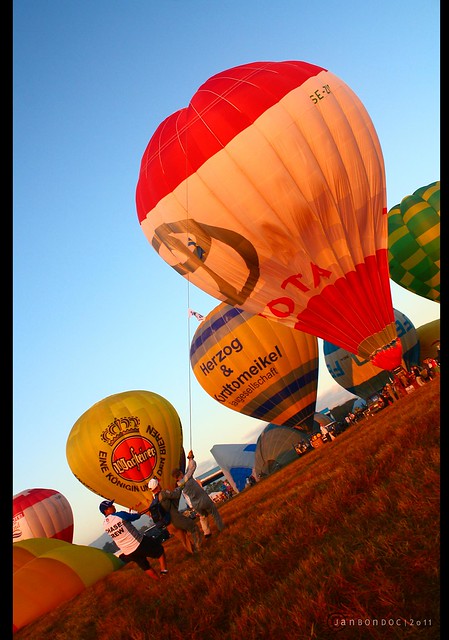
[388,181,440,302]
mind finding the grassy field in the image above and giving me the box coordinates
[13,378,440,639]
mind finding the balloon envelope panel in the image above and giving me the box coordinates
[13,538,123,633]
[191,303,319,431]
[388,181,440,303]
[13,488,74,543]
[137,60,401,370]
[66,390,183,512]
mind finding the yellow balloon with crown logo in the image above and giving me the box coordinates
[66,390,184,512]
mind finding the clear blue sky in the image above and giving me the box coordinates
[13,0,440,545]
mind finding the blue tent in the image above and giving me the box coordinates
[210,443,257,493]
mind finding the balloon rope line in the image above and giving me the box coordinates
[185,132,193,453]
[187,274,193,452]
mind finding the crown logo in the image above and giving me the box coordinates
[100,416,140,446]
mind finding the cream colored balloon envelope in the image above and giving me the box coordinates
[190,303,318,431]
[136,60,402,371]
[66,390,183,512]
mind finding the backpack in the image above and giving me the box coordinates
[149,498,170,526]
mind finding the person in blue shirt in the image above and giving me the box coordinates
[100,499,168,580]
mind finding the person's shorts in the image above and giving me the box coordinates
[123,536,164,571]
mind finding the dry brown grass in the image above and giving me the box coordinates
[14,379,440,639]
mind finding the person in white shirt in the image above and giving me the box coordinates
[100,499,168,580]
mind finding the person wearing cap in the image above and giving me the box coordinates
[148,477,201,554]
[172,450,224,539]
[99,499,168,580]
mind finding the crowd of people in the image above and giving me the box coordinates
[378,357,439,405]
[100,450,226,581]
[345,354,440,424]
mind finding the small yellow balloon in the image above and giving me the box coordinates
[66,390,183,512]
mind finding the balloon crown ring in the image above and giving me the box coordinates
[100,416,141,446]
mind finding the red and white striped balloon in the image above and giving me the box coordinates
[136,60,402,371]
[13,488,74,543]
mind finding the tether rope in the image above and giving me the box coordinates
[186,270,193,453]
[185,126,193,454]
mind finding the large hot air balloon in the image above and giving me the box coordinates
[13,538,123,633]
[66,390,184,513]
[13,488,74,543]
[323,308,420,400]
[210,443,257,493]
[388,181,440,303]
[136,60,401,371]
[190,303,318,431]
